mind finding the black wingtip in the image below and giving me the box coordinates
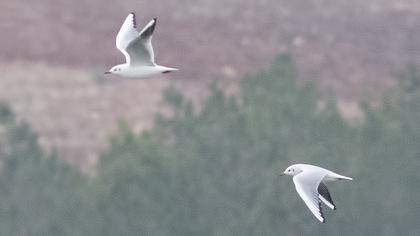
[153,18,157,22]
[130,12,137,28]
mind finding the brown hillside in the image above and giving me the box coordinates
[2,0,420,94]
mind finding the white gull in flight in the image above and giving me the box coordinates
[281,164,352,223]
[105,13,178,78]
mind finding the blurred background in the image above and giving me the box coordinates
[0,0,420,235]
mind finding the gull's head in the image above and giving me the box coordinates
[105,65,125,75]
[280,165,303,176]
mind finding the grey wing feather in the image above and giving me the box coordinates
[293,172,326,222]
[309,187,325,221]
[125,18,156,66]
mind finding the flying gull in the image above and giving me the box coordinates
[105,13,178,78]
[281,164,352,223]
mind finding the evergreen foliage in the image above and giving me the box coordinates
[1,55,420,235]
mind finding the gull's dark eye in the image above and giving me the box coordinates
[288,169,291,172]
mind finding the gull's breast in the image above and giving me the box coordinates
[123,66,162,78]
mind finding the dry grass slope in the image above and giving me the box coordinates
[0,62,172,171]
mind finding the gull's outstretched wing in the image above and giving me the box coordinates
[293,171,327,223]
[125,18,156,66]
[116,13,139,64]
[318,182,336,210]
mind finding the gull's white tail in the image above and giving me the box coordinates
[158,66,178,74]
[327,172,353,181]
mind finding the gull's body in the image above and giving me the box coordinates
[106,13,178,78]
[281,164,352,223]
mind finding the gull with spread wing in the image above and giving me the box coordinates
[105,13,178,78]
[281,164,352,223]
